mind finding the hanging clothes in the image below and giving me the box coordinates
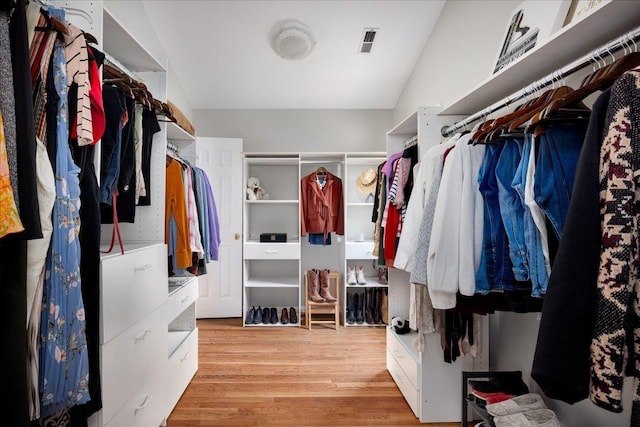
[300,170,344,242]
[137,108,161,206]
[39,35,90,418]
[0,111,24,238]
[166,158,191,270]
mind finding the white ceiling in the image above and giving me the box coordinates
[141,1,445,110]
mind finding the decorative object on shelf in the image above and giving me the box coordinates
[259,232,287,243]
[391,316,410,334]
[491,0,571,74]
[567,0,609,25]
[246,176,269,200]
[355,167,377,195]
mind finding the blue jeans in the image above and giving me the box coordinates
[476,144,514,293]
[496,138,529,282]
[534,122,588,240]
[512,135,548,297]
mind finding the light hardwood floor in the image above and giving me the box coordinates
[167,318,471,427]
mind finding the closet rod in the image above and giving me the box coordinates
[441,26,640,137]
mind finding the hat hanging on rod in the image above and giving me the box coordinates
[355,168,377,194]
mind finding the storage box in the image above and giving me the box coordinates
[259,233,287,243]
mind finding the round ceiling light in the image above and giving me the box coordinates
[269,19,316,60]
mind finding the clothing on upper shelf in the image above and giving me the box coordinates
[300,170,344,241]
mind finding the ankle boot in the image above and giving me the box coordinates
[355,292,364,324]
[246,306,255,324]
[364,288,374,324]
[307,269,324,302]
[377,267,388,284]
[319,269,337,302]
[289,307,298,324]
[373,288,382,324]
[262,307,269,324]
[255,306,263,324]
[270,307,278,324]
[356,265,367,284]
[280,308,289,324]
[346,292,355,324]
[347,266,357,285]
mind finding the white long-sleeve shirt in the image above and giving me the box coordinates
[427,134,485,309]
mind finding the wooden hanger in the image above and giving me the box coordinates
[315,166,328,176]
[540,52,640,121]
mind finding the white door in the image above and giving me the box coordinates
[195,137,243,318]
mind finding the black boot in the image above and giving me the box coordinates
[262,307,269,324]
[355,292,364,324]
[255,306,263,324]
[365,288,374,324]
[373,288,382,324]
[346,292,355,324]
[246,306,256,324]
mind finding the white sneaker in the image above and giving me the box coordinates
[487,393,547,417]
[356,266,366,284]
[493,409,561,427]
[347,267,357,285]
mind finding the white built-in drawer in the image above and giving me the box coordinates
[105,370,167,427]
[244,242,300,259]
[166,328,198,413]
[101,244,167,344]
[101,304,167,424]
[387,350,420,418]
[168,278,198,322]
[345,242,376,259]
[387,328,419,390]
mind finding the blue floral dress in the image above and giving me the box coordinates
[39,27,90,417]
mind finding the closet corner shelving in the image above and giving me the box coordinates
[344,152,387,327]
[242,153,302,327]
[52,1,198,425]
[386,107,473,423]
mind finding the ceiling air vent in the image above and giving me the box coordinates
[359,28,378,54]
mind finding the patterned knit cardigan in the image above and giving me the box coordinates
[591,67,640,425]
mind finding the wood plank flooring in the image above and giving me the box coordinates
[167,318,470,427]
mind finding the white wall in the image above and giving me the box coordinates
[393,1,633,425]
[193,109,392,153]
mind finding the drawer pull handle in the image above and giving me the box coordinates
[265,250,278,254]
[134,264,153,272]
[135,394,154,411]
[180,295,191,304]
[181,351,190,363]
[393,350,405,358]
[134,329,152,342]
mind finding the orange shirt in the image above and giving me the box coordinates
[165,159,191,269]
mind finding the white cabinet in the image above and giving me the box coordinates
[243,154,301,326]
[343,153,387,327]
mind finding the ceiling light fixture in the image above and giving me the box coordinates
[269,19,316,60]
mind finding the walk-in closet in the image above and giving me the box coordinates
[2,1,640,426]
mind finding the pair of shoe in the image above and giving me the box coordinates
[307,269,337,302]
[279,307,298,324]
[487,394,561,427]
[346,266,366,285]
[246,306,277,324]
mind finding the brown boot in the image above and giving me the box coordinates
[308,269,324,302]
[319,269,337,302]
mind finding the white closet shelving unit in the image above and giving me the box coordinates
[242,153,301,326]
[343,152,387,327]
[52,2,198,426]
[386,1,640,424]
[385,107,476,423]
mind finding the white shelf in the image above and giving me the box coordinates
[346,282,388,288]
[166,121,195,142]
[102,7,165,72]
[244,277,300,288]
[168,330,192,358]
[347,202,375,207]
[440,1,640,115]
[389,328,420,360]
[244,155,300,166]
[245,199,299,204]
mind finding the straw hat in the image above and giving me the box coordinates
[355,168,377,194]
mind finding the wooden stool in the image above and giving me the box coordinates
[304,270,339,330]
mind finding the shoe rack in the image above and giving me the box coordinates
[242,154,301,327]
[343,153,388,327]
